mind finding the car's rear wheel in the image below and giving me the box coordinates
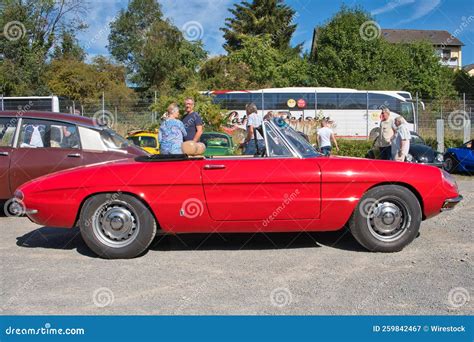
[443,156,458,173]
[79,193,157,259]
[349,185,421,252]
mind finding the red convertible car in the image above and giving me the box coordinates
[16,118,462,259]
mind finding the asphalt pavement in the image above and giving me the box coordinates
[0,176,472,315]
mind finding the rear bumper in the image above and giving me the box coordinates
[441,195,463,211]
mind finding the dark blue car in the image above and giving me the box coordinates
[443,140,474,174]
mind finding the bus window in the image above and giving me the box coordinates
[338,93,367,110]
[317,93,338,109]
[368,94,400,113]
[401,102,414,123]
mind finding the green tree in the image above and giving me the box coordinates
[52,29,86,61]
[313,6,456,98]
[221,0,300,53]
[453,69,474,98]
[108,0,207,92]
[0,0,87,95]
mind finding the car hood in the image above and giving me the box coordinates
[410,144,436,162]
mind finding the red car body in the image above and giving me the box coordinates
[15,118,462,258]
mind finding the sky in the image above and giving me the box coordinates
[77,0,474,65]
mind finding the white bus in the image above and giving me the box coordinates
[208,87,418,139]
[0,96,73,113]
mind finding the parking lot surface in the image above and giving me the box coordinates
[1,177,472,315]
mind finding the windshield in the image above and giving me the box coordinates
[101,129,129,150]
[128,136,157,148]
[269,117,319,157]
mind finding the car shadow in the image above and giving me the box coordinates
[16,227,98,258]
[16,226,366,257]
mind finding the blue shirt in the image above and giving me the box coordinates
[159,118,187,154]
[182,111,203,141]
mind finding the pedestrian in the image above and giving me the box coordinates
[317,118,339,156]
[182,97,204,142]
[159,103,187,155]
[375,107,394,160]
[241,103,264,155]
[391,116,411,162]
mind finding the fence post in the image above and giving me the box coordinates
[415,92,419,133]
[464,119,471,143]
[436,119,444,153]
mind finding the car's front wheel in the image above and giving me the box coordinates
[350,185,422,252]
[443,155,458,173]
[79,193,157,259]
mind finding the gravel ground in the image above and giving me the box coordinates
[0,176,472,315]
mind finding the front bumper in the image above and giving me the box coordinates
[441,195,463,211]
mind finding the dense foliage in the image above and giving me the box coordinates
[1,0,472,125]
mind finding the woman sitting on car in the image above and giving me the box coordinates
[159,103,187,155]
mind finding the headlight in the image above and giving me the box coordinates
[436,154,444,162]
[406,153,414,162]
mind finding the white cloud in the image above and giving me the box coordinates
[371,0,415,16]
[397,0,441,24]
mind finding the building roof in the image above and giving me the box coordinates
[463,64,474,72]
[382,29,464,46]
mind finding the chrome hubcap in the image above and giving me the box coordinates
[93,202,139,248]
[367,199,410,242]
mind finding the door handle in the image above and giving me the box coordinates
[67,153,81,158]
[204,164,226,170]
[0,152,9,156]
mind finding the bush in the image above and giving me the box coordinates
[332,140,373,158]
[425,137,464,149]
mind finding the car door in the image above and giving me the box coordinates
[9,118,83,192]
[201,157,321,221]
[0,117,18,199]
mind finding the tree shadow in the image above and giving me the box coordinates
[16,226,366,258]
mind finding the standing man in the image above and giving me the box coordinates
[182,97,203,142]
[317,118,339,156]
[375,107,394,160]
[241,103,264,155]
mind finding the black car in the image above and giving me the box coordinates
[366,132,443,167]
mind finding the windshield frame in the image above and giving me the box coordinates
[264,118,320,158]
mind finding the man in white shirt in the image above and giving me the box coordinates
[241,103,265,155]
[391,116,411,161]
[317,118,339,156]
